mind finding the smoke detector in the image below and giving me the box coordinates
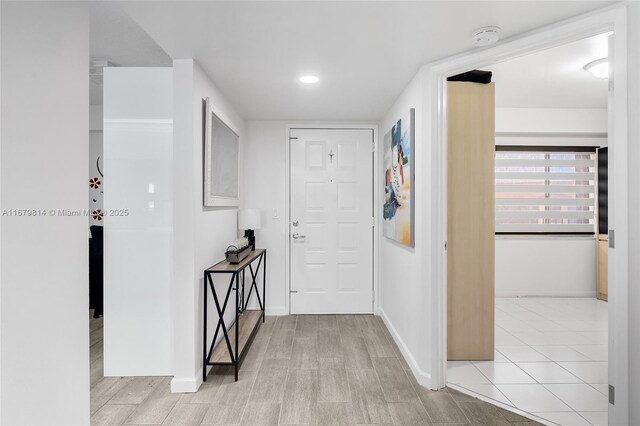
[473,26,501,47]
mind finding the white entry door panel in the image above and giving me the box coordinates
[290,128,374,314]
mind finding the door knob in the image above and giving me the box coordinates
[292,233,306,240]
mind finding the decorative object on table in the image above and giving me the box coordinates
[203,97,240,207]
[383,108,415,247]
[238,209,262,251]
[225,237,251,264]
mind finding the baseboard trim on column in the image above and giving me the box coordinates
[170,374,202,393]
[378,307,433,389]
[265,307,288,316]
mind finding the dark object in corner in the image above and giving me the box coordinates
[89,225,103,318]
[447,70,493,84]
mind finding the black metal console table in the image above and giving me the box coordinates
[203,249,266,382]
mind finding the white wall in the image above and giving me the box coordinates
[496,107,607,134]
[242,121,289,315]
[0,2,90,424]
[378,71,433,388]
[103,68,174,376]
[626,4,640,424]
[171,59,245,393]
[494,107,604,297]
[496,237,596,297]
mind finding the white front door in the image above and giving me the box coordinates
[290,128,374,314]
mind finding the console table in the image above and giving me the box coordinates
[203,249,266,382]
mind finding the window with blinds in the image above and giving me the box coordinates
[495,148,596,234]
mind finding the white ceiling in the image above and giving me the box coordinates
[487,32,609,109]
[89,3,172,105]
[92,1,613,118]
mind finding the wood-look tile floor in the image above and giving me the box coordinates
[91,313,541,425]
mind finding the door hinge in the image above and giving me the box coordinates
[609,384,615,405]
[609,230,615,248]
[372,217,376,228]
[444,241,448,250]
[372,141,375,153]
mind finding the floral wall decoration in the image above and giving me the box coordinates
[89,132,104,226]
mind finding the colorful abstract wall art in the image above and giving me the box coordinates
[383,108,415,247]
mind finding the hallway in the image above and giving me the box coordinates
[91,313,540,425]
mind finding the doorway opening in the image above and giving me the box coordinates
[434,11,627,424]
[446,33,611,426]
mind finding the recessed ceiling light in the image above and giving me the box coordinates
[584,58,609,79]
[299,75,319,84]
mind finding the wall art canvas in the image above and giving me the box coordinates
[204,97,240,207]
[383,108,415,247]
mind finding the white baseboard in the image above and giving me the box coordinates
[377,307,433,389]
[171,307,286,394]
[170,374,202,393]
[495,291,597,298]
[265,306,288,316]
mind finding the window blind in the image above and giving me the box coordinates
[495,149,596,234]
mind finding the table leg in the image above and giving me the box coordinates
[263,252,267,323]
[235,271,239,381]
[203,272,208,382]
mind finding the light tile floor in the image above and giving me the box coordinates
[447,297,608,426]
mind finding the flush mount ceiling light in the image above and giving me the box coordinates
[473,26,501,47]
[584,58,609,79]
[299,75,319,84]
